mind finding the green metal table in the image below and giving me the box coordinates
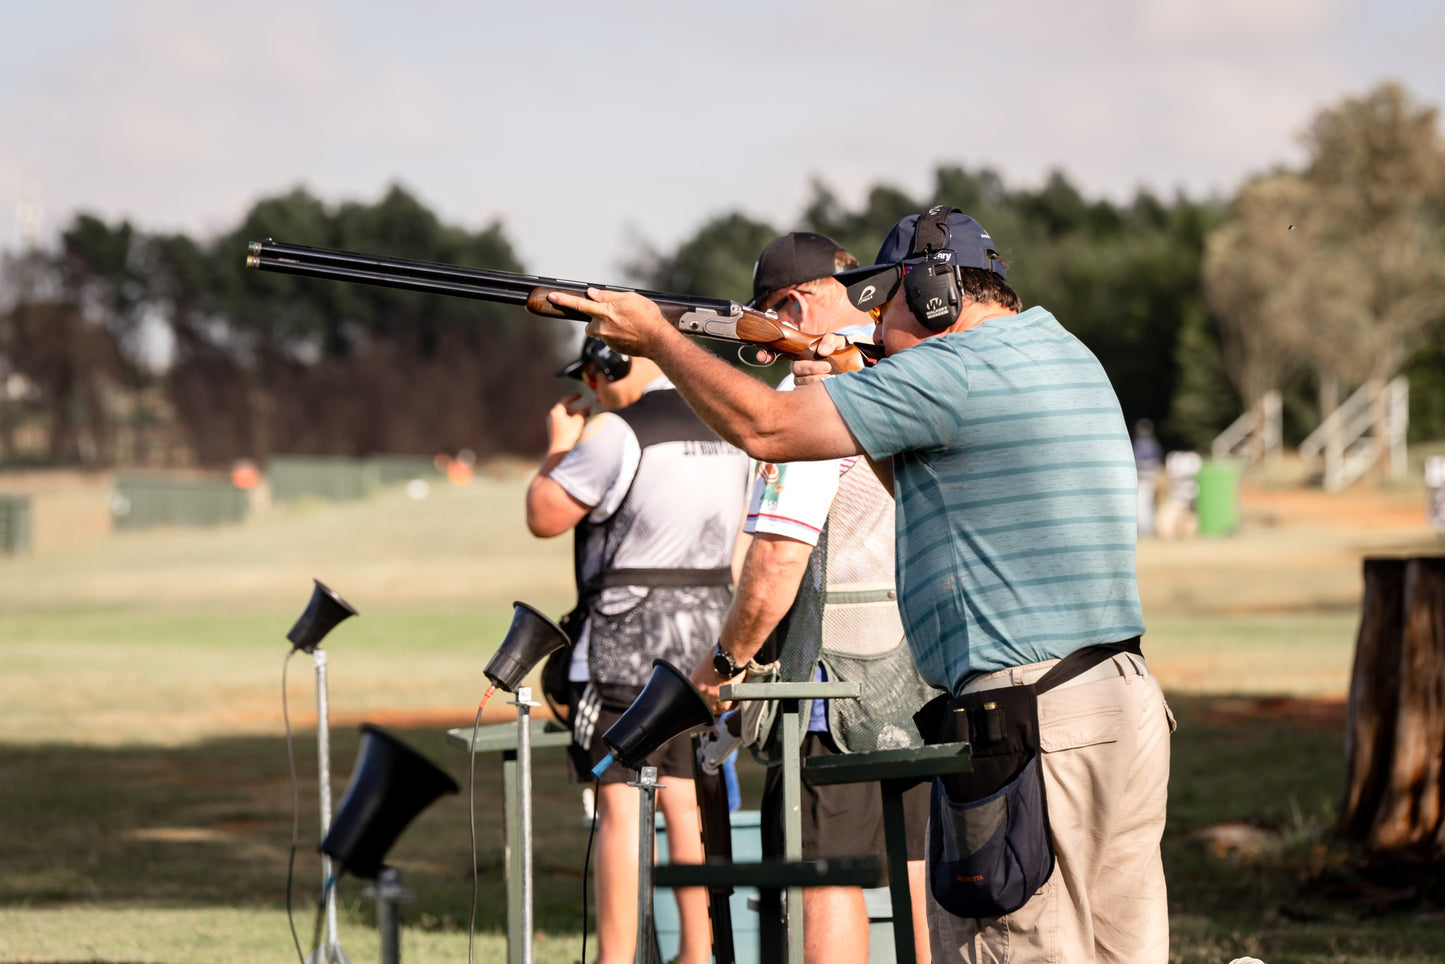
[721,680,860,964]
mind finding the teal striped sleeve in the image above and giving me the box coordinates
[823,338,969,460]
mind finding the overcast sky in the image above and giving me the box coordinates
[2,1,1442,284]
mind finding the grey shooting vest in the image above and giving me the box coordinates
[754,458,943,759]
[574,388,747,708]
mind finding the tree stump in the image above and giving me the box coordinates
[1339,556,1445,858]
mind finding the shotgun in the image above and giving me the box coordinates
[245,240,880,372]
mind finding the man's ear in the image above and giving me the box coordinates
[787,292,815,329]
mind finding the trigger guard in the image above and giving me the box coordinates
[737,345,772,368]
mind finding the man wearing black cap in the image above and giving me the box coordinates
[550,208,1172,963]
[526,336,751,964]
[692,232,941,963]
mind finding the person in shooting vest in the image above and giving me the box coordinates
[525,336,750,964]
[551,207,1173,964]
[690,232,942,964]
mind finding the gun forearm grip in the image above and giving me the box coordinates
[526,287,590,321]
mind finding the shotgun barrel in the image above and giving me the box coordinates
[245,239,878,371]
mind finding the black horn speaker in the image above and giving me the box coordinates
[287,579,358,652]
[593,659,714,777]
[482,601,569,693]
[320,725,459,880]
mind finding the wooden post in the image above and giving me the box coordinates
[1340,556,1445,858]
[1340,557,1405,840]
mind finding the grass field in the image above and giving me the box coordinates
[1,462,1443,963]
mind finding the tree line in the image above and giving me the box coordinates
[1,82,1441,471]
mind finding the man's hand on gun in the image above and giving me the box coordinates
[547,288,673,359]
[792,331,852,386]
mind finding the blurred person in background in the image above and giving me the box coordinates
[526,337,751,964]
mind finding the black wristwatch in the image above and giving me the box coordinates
[712,644,741,678]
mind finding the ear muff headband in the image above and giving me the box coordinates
[903,206,964,330]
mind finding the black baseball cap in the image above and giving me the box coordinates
[834,208,1006,313]
[747,232,848,309]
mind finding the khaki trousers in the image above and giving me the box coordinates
[928,652,1174,964]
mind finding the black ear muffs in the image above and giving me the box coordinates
[584,338,632,381]
[903,205,965,331]
[904,259,963,330]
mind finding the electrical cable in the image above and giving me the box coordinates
[309,875,335,962]
[466,683,497,964]
[580,774,600,964]
[282,648,306,964]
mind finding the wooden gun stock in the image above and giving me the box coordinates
[733,310,869,373]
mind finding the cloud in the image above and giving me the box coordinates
[0,0,1440,280]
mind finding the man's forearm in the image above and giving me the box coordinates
[649,326,861,464]
[716,533,812,666]
[648,327,781,453]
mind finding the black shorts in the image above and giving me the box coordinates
[760,730,929,862]
[565,681,698,786]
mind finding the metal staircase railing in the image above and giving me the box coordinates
[1211,390,1282,465]
[1298,376,1408,491]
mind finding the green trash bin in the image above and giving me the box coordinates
[1195,461,1243,536]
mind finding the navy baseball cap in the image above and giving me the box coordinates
[834,208,1006,313]
[747,232,848,308]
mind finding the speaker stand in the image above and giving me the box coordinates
[363,866,409,964]
[629,765,663,964]
[308,648,351,964]
[507,686,542,964]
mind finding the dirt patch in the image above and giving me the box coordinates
[1238,481,1431,531]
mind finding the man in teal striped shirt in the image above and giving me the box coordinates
[552,206,1174,964]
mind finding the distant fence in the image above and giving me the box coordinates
[367,454,444,487]
[112,474,250,531]
[0,493,32,555]
[267,454,443,503]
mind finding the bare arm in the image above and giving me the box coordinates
[691,532,812,712]
[525,470,590,537]
[547,289,864,464]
